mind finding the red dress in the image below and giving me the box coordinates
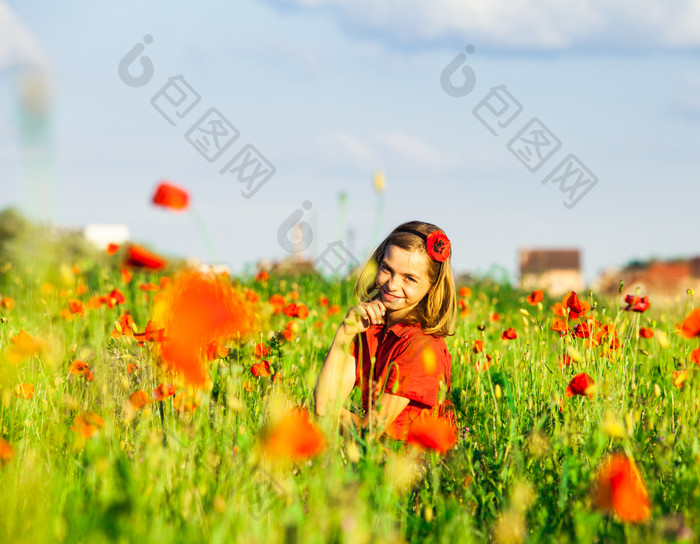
[350,322,454,440]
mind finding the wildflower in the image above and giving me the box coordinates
[319,296,329,307]
[251,360,272,377]
[624,294,650,313]
[124,244,167,270]
[102,288,126,309]
[254,270,269,282]
[126,363,140,374]
[551,318,569,335]
[593,453,651,523]
[7,330,43,363]
[244,289,259,303]
[690,347,700,365]
[106,243,120,255]
[1,296,14,309]
[133,320,165,346]
[282,303,298,317]
[14,383,35,399]
[152,383,176,401]
[206,340,229,361]
[472,340,484,354]
[502,328,517,340]
[69,360,95,382]
[269,294,286,314]
[130,389,152,410]
[112,312,136,338]
[457,299,470,316]
[673,369,687,389]
[327,305,341,316]
[679,308,700,339]
[405,412,457,454]
[565,373,595,399]
[75,283,88,296]
[526,290,543,305]
[459,286,472,297]
[263,407,325,461]
[72,412,105,439]
[574,322,591,338]
[152,181,189,210]
[0,439,14,464]
[254,343,269,358]
[639,327,654,339]
[121,267,132,284]
[173,391,201,413]
[565,291,584,314]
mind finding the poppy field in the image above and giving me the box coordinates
[0,227,699,543]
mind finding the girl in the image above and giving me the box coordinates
[313,221,456,441]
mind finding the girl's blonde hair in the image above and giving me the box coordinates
[354,221,457,337]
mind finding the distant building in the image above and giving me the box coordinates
[593,257,700,298]
[519,248,583,296]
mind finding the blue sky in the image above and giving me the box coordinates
[0,0,699,283]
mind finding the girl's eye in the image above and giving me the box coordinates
[406,277,416,283]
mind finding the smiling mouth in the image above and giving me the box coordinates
[382,290,401,302]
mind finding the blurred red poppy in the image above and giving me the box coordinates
[72,412,105,439]
[594,454,651,523]
[106,243,120,255]
[254,343,269,358]
[565,373,595,399]
[112,311,136,338]
[526,290,543,305]
[624,294,650,313]
[152,181,189,210]
[565,291,584,314]
[673,369,687,389]
[269,294,286,314]
[254,270,269,282]
[472,340,484,354]
[263,407,325,461]
[14,383,34,399]
[134,320,165,346]
[501,328,517,340]
[130,389,152,410]
[405,412,457,454]
[574,322,591,338]
[101,289,126,309]
[639,327,654,339]
[206,340,229,361]
[680,308,700,339]
[551,318,569,335]
[0,439,13,464]
[251,360,272,377]
[459,286,472,298]
[124,244,167,270]
[152,383,176,401]
[690,347,700,365]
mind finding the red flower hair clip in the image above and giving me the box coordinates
[395,227,451,263]
[426,231,451,262]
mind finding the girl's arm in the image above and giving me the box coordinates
[313,327,357,418]
[360,392,409,439]
[313,300,386,419]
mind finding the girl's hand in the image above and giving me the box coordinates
[339,301,386,337]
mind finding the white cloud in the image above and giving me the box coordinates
[319,130,455,171]
[275,0,700,50]
[0,2,49,71]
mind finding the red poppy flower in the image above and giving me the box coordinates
[106,243,120,255]
[327,304,341,316]
[319,296,329,307]
[130,389,152,410]
[565,373,595,399]
[124,244,167,270]
[173,391,201,413]
[552,302,567,318]
[206,340,229,361]
[551,318,569,335]
[68,299,85,317]
[101,288,126,309]
[574,322,591,338]
[69,360,93,381]
[269,294,286,314]
[639,327,654,339]
[490,312,501,322]
[121,267,132,284]
[680,308,700,339]
[126,363,140,374]
[0,439,13,464]
[133,320,165,346]
[594,454,651,523]
[283,303,298,317]
[526,290,543,305]
[244,289,259,303]
[690,347,700,365]
[152,181,189,211]
[263,407,326,461]
[426,231,451,262]
[254,343,268,358]
[251,360,272,377]
[565,291,584,314]
[405,412,457,454]
[14,383,35,399]
[112,311,136,338]
[624,294,650,313]
[254,270,269,282]
[472,340,484,354]
[72,412,105,438]
[152,383,176,401]
[673,369,687,389]
[459,286,472,298]
[501,328,517,340]
[457,299,470,316]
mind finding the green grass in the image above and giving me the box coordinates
[0,257,697,544]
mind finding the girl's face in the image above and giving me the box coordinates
[376,244,433,319]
